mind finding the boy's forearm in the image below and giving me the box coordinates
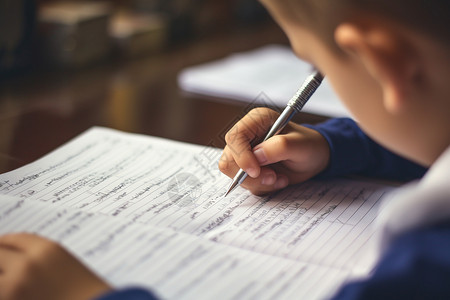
[304,118,427,181]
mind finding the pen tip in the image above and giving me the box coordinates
[224,187,232,198]
[224,180,239,197]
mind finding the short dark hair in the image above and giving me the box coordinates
[270,0,450,50]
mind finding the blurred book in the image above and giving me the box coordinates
[178,44,352,118]
[109,11,168,57]
[38,1,112,68]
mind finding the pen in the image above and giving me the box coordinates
[224,70,324,197]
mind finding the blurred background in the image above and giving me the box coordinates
[0,0,326,173]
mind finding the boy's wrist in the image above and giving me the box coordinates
[302,118,358,178]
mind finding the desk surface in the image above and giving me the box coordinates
[0,22,327,174]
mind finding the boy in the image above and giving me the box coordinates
[1,0,449,299]
[220,0,450,298]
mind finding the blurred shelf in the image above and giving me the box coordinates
[0,20,327,174]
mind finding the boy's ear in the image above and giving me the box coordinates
[334,21,422,114]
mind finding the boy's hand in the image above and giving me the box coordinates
[219,107,330,195]
[0,233,111,300]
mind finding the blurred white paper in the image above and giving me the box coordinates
[178,44,352,118]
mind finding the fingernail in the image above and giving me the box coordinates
[274,177,288,189]
[253,148,268,165]
[246,168,258,178]
[261,173,276,185]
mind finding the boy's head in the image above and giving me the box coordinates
[260,0,450,167]
[261,1,450,52]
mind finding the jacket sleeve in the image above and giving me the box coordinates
[304,118,427,181]
[330,221,450,300]
[95,288,159,300]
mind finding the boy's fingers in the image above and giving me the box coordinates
[224,108,280,178]
[0,233,27,251]
[0,246,21,268]
[221,144,261,178]
[224,128,260,177]
[255,168,289,189]
[242,169,289,195]
[226,108,280,147]
[0,233,50,252]
[218,148,240,178]
[219,155,285,195]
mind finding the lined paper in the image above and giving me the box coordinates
[0,197,348,300]
[0,127,394,299]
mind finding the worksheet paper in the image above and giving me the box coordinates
[178,44,352,118]
[0,127,393,299]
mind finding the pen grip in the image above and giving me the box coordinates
[263,106,296,142]
[288,71,323,113]
[263,71,323,142]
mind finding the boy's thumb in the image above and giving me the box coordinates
[252,136,290,166]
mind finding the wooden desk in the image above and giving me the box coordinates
[0,21,327,173]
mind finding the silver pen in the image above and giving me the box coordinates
[224,70,324,197]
